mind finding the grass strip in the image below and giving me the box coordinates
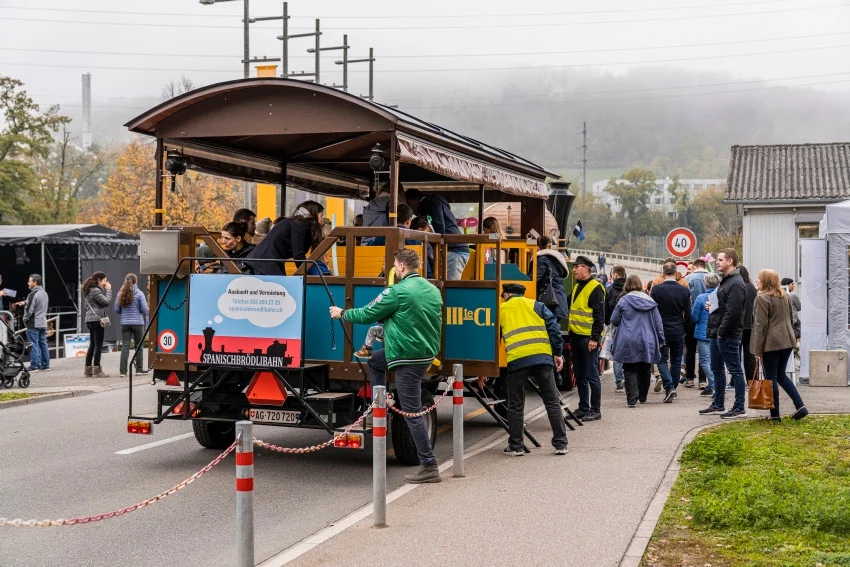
[0,392,34,402]
[643,415,850,567]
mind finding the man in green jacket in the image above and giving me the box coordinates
[330,248,443,483]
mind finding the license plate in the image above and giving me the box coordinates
[249,409,300,424]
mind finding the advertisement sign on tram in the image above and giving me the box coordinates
[187,274,304,368]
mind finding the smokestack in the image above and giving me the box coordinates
[546,181,575,240]
[81,73,92,150]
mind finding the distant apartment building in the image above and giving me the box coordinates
[591,177,726,217]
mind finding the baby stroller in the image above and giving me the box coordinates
[1,319,31,388]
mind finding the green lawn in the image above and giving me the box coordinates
[643,416,850,567]
[0,392,33,402]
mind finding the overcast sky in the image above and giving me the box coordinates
[2,0,849,121]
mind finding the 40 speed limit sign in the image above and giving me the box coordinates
[157,329,177,353]
[666,227,697,258]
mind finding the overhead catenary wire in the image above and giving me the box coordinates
[3,42,849,74]
[0,2,846,30]
[1,30,848,60]
[0,0,812,19]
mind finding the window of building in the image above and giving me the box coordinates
[798,224,819,239]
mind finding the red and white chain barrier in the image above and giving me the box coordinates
[0,441,237,528]
[387,376,455,418]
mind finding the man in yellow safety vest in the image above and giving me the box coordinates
[499,283,568,456]
[568,255,606,422]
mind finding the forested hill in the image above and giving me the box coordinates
[389,67,850,180]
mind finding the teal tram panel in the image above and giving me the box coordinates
[444,288,498,361]
[304,284,346,361]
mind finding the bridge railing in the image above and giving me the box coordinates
[567,248,665,275]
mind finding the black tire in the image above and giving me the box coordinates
[18,372,30,388]
[390,389,437,466]
[192,420,236,449]
[3,376,14,389]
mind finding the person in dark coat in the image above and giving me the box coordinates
[536,236,570,321]
[405,189,469,280]
[700,248,748,419]
[650,262,693,403]
[247,201,324,275]
[219,220,256,272]
[82,271,112,378]
[738,266,758,387]
[605,266,627,392]
[610,275,665,407]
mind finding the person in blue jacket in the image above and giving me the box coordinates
[114,273,150,380]
[691,273,719,397]
[610,275,665,407]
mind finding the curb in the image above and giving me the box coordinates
[0,380,149,410]
[0,391,76,409]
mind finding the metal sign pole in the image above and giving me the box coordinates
[372,385,387,527]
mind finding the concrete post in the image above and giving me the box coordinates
[372,386,387,527]
[452,364,465,477]
[235,421,254,567]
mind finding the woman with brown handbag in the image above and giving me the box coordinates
[750,269,808,422]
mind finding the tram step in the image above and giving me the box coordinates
[484,398,506,406]
[304,392,353,401]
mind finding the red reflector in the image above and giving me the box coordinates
[165,371,181,387]
[127,420,152,435]
[334,433,364,449]
[245,372,287,406]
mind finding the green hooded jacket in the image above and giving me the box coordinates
[342,273,443,369]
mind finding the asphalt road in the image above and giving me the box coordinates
[0,382,545,566]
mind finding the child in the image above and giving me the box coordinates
[354,324,383,359]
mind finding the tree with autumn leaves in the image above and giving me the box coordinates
[82,138,244,234]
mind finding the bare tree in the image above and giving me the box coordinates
[161,75,196,101]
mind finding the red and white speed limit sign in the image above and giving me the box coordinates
[158,329,177,353]
[666,228,697,258]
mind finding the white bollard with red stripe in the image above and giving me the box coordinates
[235,421,254,567]
[452,364,465,478]
[372,385,387,528]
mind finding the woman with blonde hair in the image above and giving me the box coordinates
[750,269,807,421]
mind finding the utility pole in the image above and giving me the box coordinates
[280,18,321,82]
[345,47,375,101]
[581,121,588,193]
[310,34,349,91]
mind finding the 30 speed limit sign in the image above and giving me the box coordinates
[666,227,697,258]
[157,329,177,353]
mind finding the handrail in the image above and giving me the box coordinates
[569,248,667,264]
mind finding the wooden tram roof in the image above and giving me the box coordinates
[125,78,556,201]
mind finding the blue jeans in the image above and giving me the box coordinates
[613,361,624,389]
[696,339,715,391]
[711,337,746,411]
[447,250,470,280]
[367,348,436,466]
[658,334,684,393]
[570,335,601,413]
[26,327,49,369]
[762,348,805,419]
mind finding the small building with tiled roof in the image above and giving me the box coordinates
[725,142,850,282]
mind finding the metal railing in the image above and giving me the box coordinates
[13,310,80,359]
[568,248,665,274]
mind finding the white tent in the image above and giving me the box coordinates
[803,200,850,381]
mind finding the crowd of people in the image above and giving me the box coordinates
[598,249,807,422]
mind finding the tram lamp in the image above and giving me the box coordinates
[164,150,187,192]
[369,143,387,172]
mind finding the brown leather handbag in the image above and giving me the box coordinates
[748,359,775,410]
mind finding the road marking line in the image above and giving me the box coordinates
[115,432,194,455]
[261,394,574,567]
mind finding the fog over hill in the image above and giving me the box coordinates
[60,66,850,181]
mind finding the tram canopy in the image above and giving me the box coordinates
[125,79,555,201]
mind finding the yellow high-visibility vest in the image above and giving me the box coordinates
[500,296,552,363]
[569,279,603,336]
